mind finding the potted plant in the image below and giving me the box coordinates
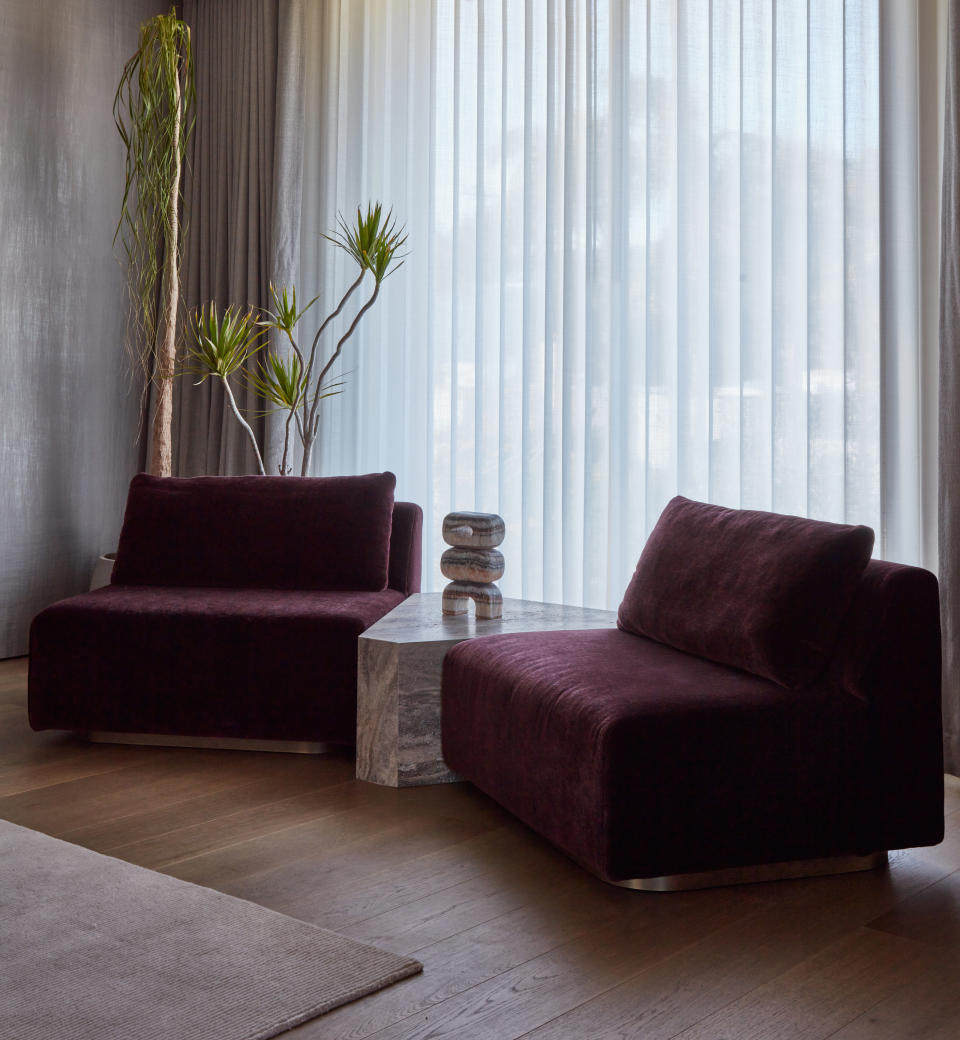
[114,6,195,478]
[185,202,407,475]
[91,9,194,590]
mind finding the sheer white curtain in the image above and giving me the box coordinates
[296,0,924,608]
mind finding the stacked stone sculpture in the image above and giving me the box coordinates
[441,511,505,619]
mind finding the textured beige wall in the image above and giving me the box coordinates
[0,0,162,657]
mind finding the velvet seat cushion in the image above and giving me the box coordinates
[29,585,405,744]
[112,472,397,592]
[441,628,870,882]
[617,496,875,687]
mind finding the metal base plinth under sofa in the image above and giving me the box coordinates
[28,472,422,749]
[441,496,945,890]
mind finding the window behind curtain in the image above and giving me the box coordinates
[300,0,891,609]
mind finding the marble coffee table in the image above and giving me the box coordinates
[355,592,617,787]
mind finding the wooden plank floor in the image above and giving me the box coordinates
[3,655,959,1039]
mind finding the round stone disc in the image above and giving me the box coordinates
[440,547,505,582]
[442,511,505,548]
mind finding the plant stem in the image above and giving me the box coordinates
[285,329,305,371]
[313,282,381,398]
[300,434,314,478]
[219,375,265,475]
[301,272,365,448]
[280,329,304,475]
[149,66,182,478]
[280,408,294,475]
[300,280,382,477]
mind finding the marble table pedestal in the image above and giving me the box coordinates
[355,592,617,787]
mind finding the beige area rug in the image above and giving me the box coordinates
[0,820,421,1039]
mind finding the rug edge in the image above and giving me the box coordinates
[248,959,424,1040]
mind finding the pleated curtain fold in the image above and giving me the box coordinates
[940,0,960,777]
[295,0,926,609]
[173,0,303,476]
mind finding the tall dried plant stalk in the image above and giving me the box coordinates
[114,8,195,477]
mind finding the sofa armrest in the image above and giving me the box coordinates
[389,502,423,595]
[834,560,944,849]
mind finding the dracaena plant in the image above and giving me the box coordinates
[184,304,268,474]
[114,7,195,477]
[187,202,407,476]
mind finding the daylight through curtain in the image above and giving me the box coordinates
[297,0,922,608]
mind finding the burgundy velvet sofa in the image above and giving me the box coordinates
[441,496,944,889]
[29,472,422,746]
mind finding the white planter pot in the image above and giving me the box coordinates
[89,552,117,592]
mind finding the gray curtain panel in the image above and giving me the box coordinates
[940,0,960,776]
[173,0,304,476]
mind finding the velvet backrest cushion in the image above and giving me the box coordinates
[617,496,875,688]
[112,472,396,591]
[388,502,424,595]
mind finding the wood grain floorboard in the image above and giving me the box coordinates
[866,867,960,950]
[827,959,960,1040]
[515,857,949,1040]
[316,820,595,941]
[667,927,937,1040]
[2,655,958,1040]
[57,753,357,850]
[321,890,760,1040]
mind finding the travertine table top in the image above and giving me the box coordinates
[359,592,618,647]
